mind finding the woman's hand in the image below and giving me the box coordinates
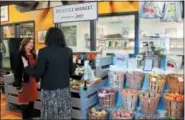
[21,57,28,68]
[37,82,40,89]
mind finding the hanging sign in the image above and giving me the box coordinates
[53,2,98,23]
[1,6,9,22]
[161,2,182,22]
[140,2,163,18]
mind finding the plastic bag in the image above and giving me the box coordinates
[161,2,183,22]
[140,2,164,18]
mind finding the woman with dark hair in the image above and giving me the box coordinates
[22,27,74,119]
[14,38,38,120]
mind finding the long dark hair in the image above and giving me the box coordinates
[45,27,66,47]
[20,37,36,59]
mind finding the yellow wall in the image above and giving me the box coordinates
[1,1,139,50]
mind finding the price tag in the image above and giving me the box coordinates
[151,78,156,82]
[136,55,143,61]
[178,77,183,82]
[96,59,100,67]
[113,74,118,80]
[78,60,81,64]
[98,93,105,97]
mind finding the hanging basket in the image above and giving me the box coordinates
[166,74,184,94]
[88,108,109,120]
[98,88,116,108]
[139,91,161,114]
[121,89,139,110]
[108,70,125,90]
[148,74,166,94]
[164,93,184,119]
[112,109,133,119]
[126,71,145,90]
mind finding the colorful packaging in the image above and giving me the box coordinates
[161,2,183,22]
[113,54,129,68]
[140,2,164,18]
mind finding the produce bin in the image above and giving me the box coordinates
[148,74,166,94]
[166,74,184,94]
[108,69,125,90]
[121,89,139,110]
[164,93,184,119]
[126,71,144,90]
[88,108,108,120]
[112,109,133,119]
[139,91,161,114]
[98,88,117,108]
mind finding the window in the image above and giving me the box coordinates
[96,15,135,54]
[20,23,34,38]
[59,21,90,52]
[3,25,15,38]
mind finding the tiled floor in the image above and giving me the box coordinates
[1,94,21,119]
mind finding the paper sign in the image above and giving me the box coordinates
[144,59,153,71]
[151,78,156,82]
[136,55,143,61]
[178,77,183,82]
[128,58,137,69]
[98,93,105,97]
[78,60,81,64]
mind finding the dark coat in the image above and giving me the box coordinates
[13,52,38,90]
[25,46,75,90]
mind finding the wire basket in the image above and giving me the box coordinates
[139,91,161,114]
[164,93,184,119]
[126,71,145,90]
[121,89,139,110]
[88,108,108,120]
[108,70,125,90]
[166,74,184,94]
[148,75,166,94]
[98,88,116,108]
[112,109,133,119]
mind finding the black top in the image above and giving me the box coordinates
[14,52,38,90]
[25,46,75,90]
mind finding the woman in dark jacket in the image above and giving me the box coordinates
[14,38,38,119]
[22,27,75,120]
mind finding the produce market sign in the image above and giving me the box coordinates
[1,6,9,22]
[53,2,98,23]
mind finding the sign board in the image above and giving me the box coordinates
[1,6,9,22]
[53,2,98,23]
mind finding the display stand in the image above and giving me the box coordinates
[34,56,113,119]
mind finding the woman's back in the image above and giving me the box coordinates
[29,46,73,90]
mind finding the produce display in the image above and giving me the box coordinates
[98,88,116,108]
[74,67,84,75]
[148,72,166,94]
[121,89,138,110]
[166,74,184,94]
[88,108,108,120]
[139,92,161,114]
[126,71,145,90]
[70,79,82,91]
[165,93,184,101]
[112,109,133,119]
[165,93,184,119]
[108,70,125,90]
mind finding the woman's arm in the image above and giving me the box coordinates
[14,53,23,90]
[69,49,76,77]
[24,49,47,78]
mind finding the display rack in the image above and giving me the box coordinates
[33,56,113,119]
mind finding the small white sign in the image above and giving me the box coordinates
[178,77,183,82]
[98,93,105,97]
[1,6,8,22]
[151,78,156,82]
[53,2,98,23]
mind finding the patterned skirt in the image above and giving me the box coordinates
[40,87,71,120]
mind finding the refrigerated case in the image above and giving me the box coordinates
[20,22,34,38]
[96,14,136,54]
[2,25,16,39]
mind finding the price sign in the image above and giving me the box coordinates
[178,77,183,82]
[151,78,156,82]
